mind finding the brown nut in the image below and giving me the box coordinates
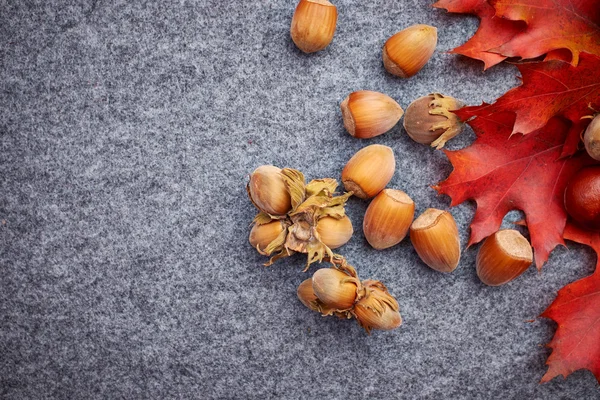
[341,144,395,199]
[248,165,292,215]
[316,215,353,249]
[312,268,360,310]
[341,90,404,139]
[383,24,437,78]
[584,115,600,161]
[363,189,415,249]
[476,229,533,286]
[403,93,464,149]
[249,220,285,253]
[290,0,337,53]
[353,280,401,333]
[410,208,460,273]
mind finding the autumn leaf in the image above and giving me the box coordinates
[434,0,600,68]
[433,0,525,69]
[541,222,600,383]
[457,53,600,157]
[490,0,600,66]
[435,112,588,268]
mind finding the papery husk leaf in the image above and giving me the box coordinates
[264,248,294,266]
[327,192,353,207]
[306,178,338,197]
[284,220,332,269]
[260,226,288,256]
[427,93,465,150]
[360,280,399,312]
[252,212,275,225]
[290,194,332,218]
[315,192,353,219]
[304,241,334,271]
[281,168,306,212]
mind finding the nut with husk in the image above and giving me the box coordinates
[312,267,361,311]
[297,255,402,333]
[249,219,288,254]
[352,280,402,333]
[248,165,293,216]
[403,93,464,149]
[248,167,353,270]
[316,215,353,249]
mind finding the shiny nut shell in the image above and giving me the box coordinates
[341,144,396,199]
[564,166,600,231]
[248,165,292,215]
[341,91,404,139]
[383,24,437,78]
[312,268,359,310]
[410,208,460,273]
[316,216,353,249]
[290,0,337,53]
[476,230,533,286]
[249,220,285,252]
[364,189,415,249]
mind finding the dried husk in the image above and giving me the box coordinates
[352,280,402,334]
[403,93,464,149]
[248,167,354,270]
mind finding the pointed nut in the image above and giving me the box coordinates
[476,229,533,286]
[404,93,464,149]
[353,280,401,333]
[364,189,415,250]
[316,215,353,249]
[410,208,461,273]
[383,24,437,78]
[312,268,360,310]
[341,144,395,199]
[248,165,292,215]
[290,0,337,53]
[584,115,600,161]
[340,90,404,139]
[249,220,285,253]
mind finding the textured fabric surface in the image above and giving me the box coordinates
[1,0,598,398]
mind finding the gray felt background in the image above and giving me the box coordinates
[1,0,599,398]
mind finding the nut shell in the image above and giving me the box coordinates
[340,91,404,139]
[476,230,533,286]
[383,24,437,78]
[290,0,337,53]
[249,220,285,252]
[297,278,321,312]
[316,216,353,249]
[248,165,292,215]
[341,144,396,199]
[312,268,359,310]
[353,281,401,333]
[584,115,600,161]
[409,208,460,273]
[564,166,600,231]
[403,93,464,149]
[363,189,415,249]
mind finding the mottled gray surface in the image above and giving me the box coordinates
[1,0,598,398]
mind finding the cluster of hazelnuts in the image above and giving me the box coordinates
[247,165,402,333]
[247,0,600,333]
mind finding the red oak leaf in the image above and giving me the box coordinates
[541,222,600,383]
[490,0,600,66]
[433,0,525,69]
[457,54,600,157]
[435,112,587,268]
